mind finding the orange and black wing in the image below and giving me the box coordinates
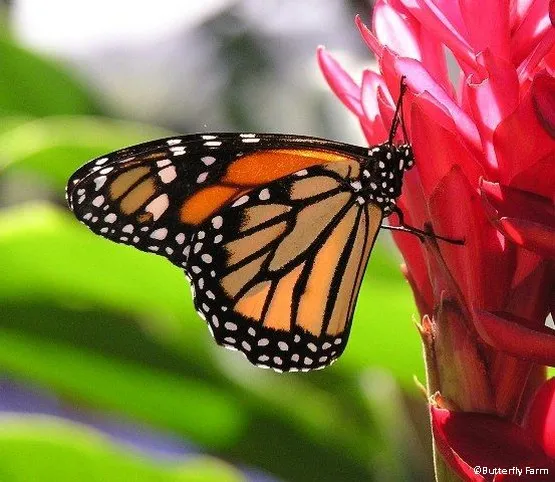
[185,161,383,371]
[66,133,382,372]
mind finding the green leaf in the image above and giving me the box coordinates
[0,330,245,449]
[0,116,172,189]
[0,37,98,117]
[0,416,244,482]
[0,202,421,387]
[0,203,404,481]
[0,202,196,338]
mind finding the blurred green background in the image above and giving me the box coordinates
[0,1,434,481]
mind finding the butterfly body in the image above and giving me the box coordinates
[67,133,414,372]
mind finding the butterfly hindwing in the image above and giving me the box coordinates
[184,161,384,372]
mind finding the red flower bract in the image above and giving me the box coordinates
[318,1,555,369]
[432,378,555,481]
[318,1,555,480]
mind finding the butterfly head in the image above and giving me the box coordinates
[360,143,415,214]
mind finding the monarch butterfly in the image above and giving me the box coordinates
[66,82,460,372]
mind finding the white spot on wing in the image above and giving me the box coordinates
[157,159,172,168]
[145,194,169,221]
[232,195,249,207]
[159,166,177,183]
[170,146,186,156]
[150,228,168,240]
[211,216,223,229]
[94,176,107,190]
[201,156,216,165]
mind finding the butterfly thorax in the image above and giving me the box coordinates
[357,143,414,215]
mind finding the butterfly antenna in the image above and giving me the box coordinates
[399,90,409,143]
[388,76,408,145]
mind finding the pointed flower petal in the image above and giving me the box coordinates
[410,100,482,198]
[512,0,553,66]
[373,0,422,59]
[467,51,520,173]
[400,0,479,72]
[432,407,555,481]
[532,70,555,138]
[524,378,555,459]
[497,217,555,259]
[480,180,555,259]
[316,47,363,117]
[391,56,482,152]
[355,15,383,58]
[473,310,555,366]
[460,0,511,60]
[493,73,555,185]
[427,168,515,309]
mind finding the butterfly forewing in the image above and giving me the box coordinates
[66,133,371,267]
[66,133,391,372]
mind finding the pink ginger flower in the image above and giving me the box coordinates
[318,0,555,480]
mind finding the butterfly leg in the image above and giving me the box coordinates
[381,207,464,245]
